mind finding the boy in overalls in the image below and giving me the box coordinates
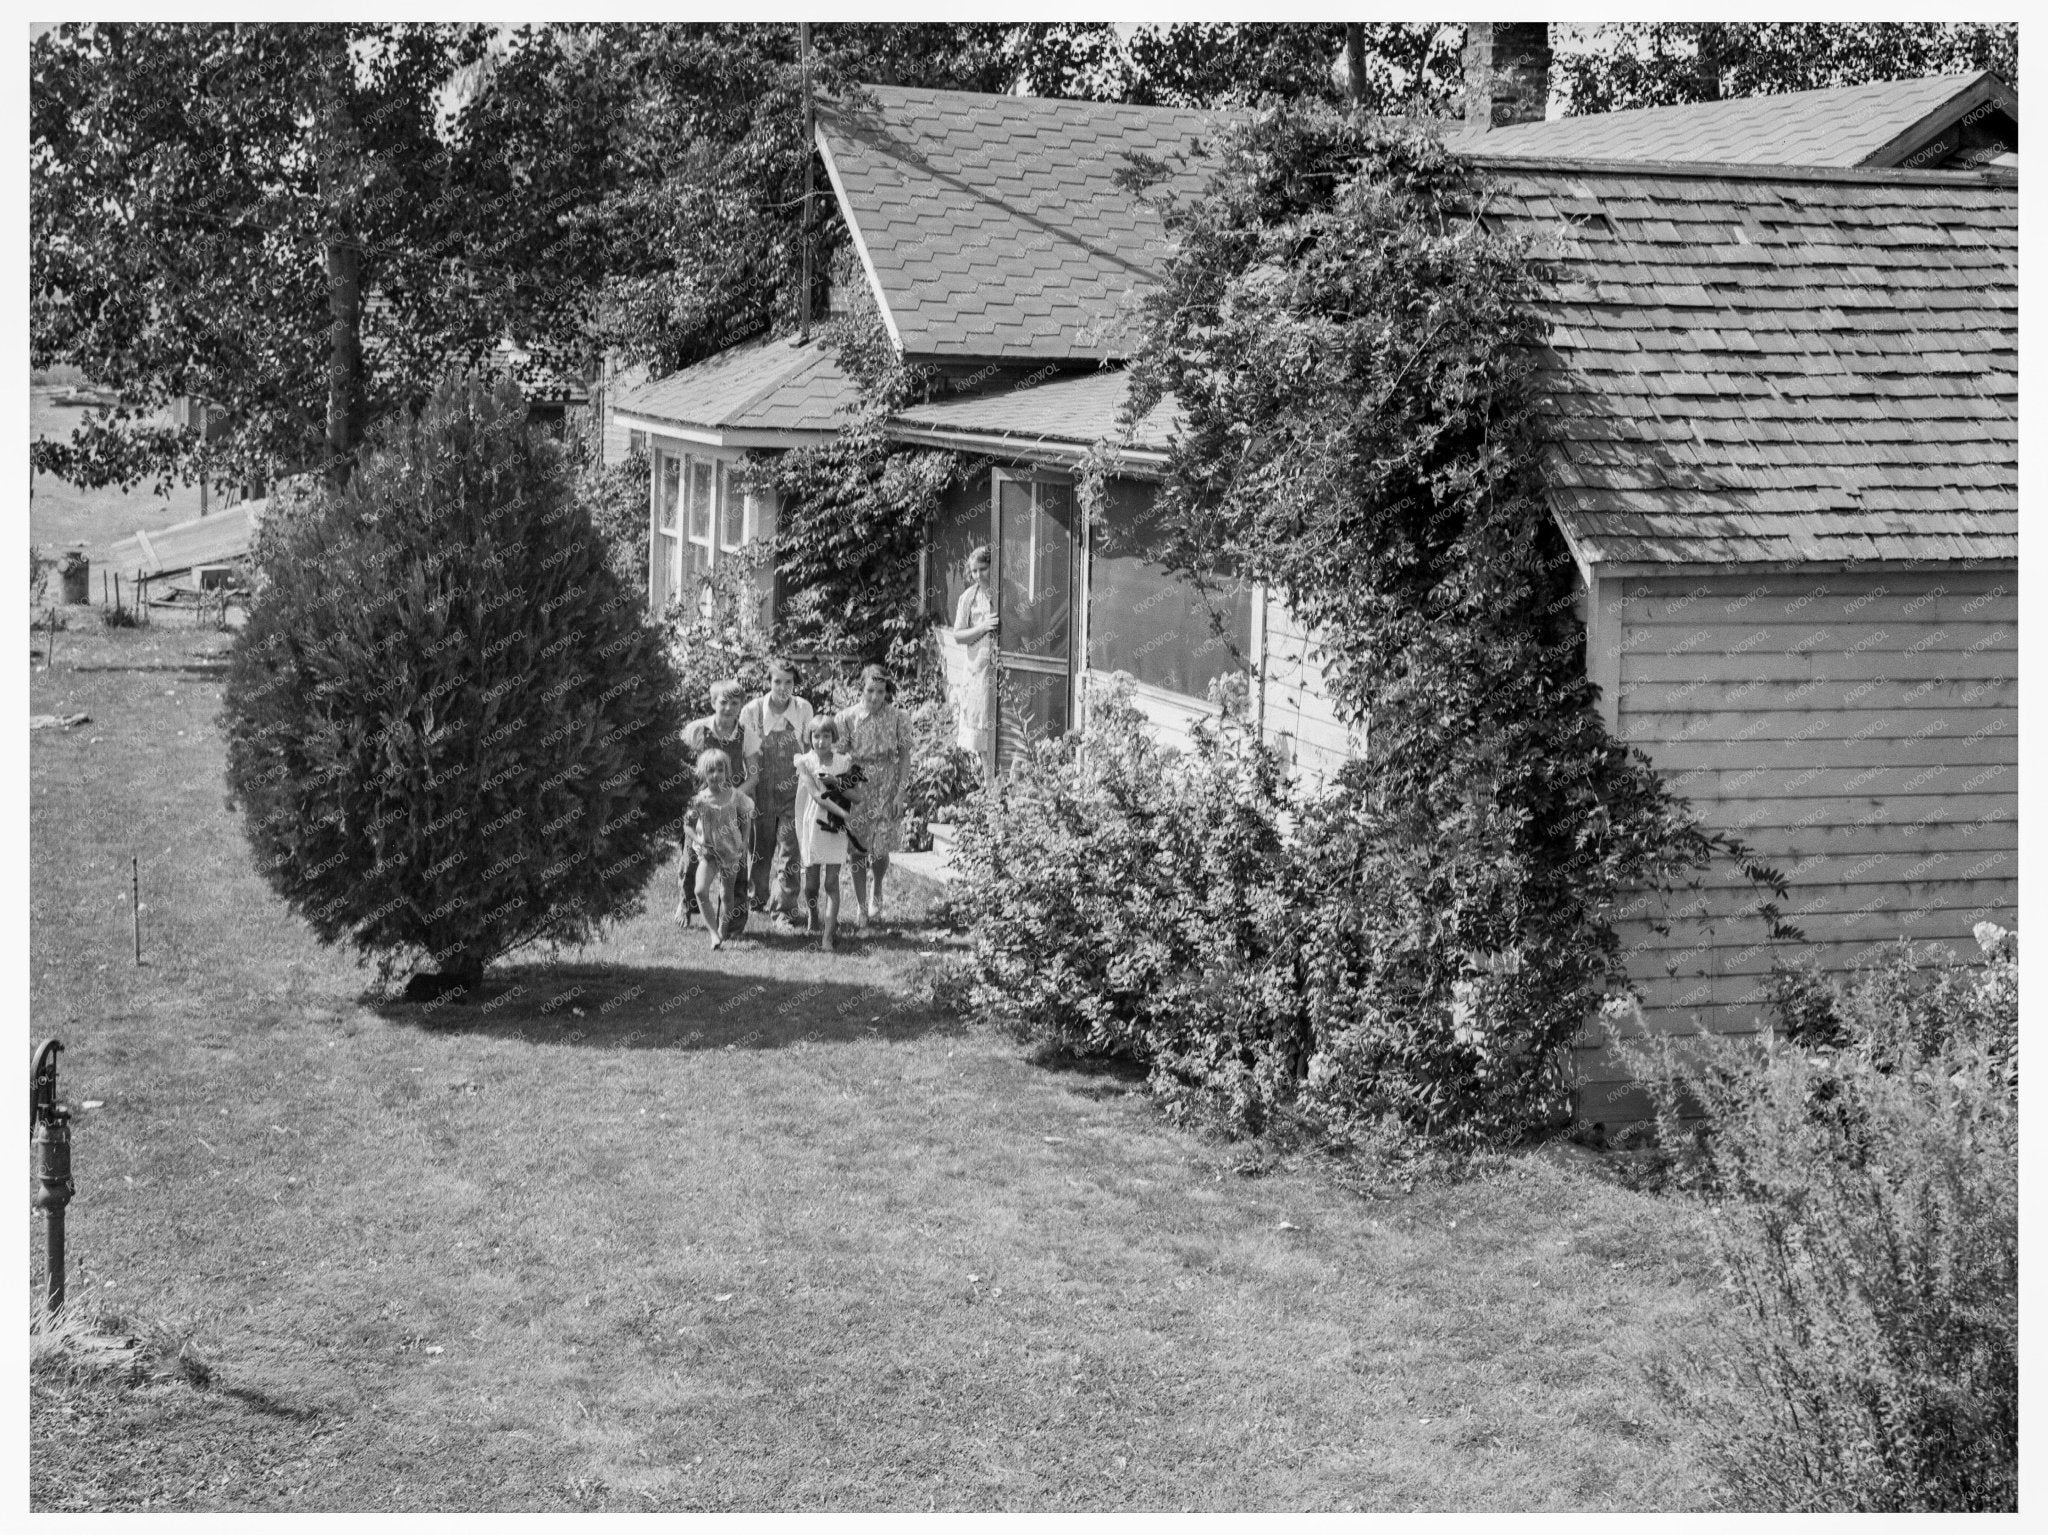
[739,657,813,928]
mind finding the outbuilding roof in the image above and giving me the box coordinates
[816,85,1217,364]
[1457,70,2015,170]
[608,333,857,445]
[1488,161,2016,567]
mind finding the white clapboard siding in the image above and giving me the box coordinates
[1258,593,1359,783]
[1096,673,1217,754]
[1578,565,2018,1119]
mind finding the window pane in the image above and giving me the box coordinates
[653,531,677,611]
[688,458,714,541]
[1087,477,1251,700]
[997,477,1073,661]
[657,453,681,532]
[997,664,1070,766]
[721,462,745,549]
[928,475,988,627]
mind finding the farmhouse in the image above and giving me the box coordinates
[614,50,2016,1119]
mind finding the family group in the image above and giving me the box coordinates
[678,659,912,953]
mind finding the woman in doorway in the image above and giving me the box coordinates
[836,663,912,927]
[952,544,999,773]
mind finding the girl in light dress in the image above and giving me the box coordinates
[794,715,862,953]
[682,747,754,951]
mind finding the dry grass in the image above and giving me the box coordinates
[30,618,1732,1511]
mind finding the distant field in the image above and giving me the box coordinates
[31,385,207,562]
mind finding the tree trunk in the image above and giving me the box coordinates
[314,39,365,484]
[325,238,363,478]
[1344,24,1367,105]
[1692,23,1725,102]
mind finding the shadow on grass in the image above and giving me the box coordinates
[217,1384,323,1423]
[366,960,962,1052]
[1025,1043,1151,1099]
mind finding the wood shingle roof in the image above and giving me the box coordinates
[1487,163,2016,566]
[1457,71,2015,170]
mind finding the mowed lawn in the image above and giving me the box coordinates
[31,620,1728,1512]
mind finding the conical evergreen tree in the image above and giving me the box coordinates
[222,374,692,989]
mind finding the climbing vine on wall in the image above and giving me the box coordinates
[753,249,962,675]
[1114,103,1788,1132]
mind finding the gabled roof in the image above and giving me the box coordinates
[1458,71,2015,170]
[1487,162,2016,567]
[890,367,1181,465]
[609,334,858,446]
[816,85,1217,364]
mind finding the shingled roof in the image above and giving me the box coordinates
[1459,71,2015,170]
[816,85,1217,364]
[609,334,857,445]
[1487,162,2017,567]
[891,367,1181,463]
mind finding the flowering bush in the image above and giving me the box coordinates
[1625,926,2018,1510]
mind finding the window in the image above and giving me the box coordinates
[647,446,777,623]
[652,451,683,612]
[719,461,746,550]
[1087,477,1252,701]
[927,477,990,628]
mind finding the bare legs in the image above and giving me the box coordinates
[694,858,734,949]
[803,863,842,951]
[850,850,892,922]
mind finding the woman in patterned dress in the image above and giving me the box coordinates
[836,663,912,928]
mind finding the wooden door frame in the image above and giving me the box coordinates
[989,466,1082,745]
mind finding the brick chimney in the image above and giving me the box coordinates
[1462,22,1552,130]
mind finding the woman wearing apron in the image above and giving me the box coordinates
[739,656,813,926]
[952,544,999,776]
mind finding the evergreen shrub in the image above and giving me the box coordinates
[220,374,694,987]
[1626,927,2018,1510]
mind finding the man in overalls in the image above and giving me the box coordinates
[739,656,813,928]
[680,679,759,937]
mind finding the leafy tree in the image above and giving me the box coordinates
[1555,22,2018,116]
[30,23,533,492]
[1124,22,1462,112]
[221,374,692,989]
[575,22,1054,378]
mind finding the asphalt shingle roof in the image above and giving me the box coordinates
[610,334,857,436]
[1457,71,2010,168]
[891,367,1181,455]
[817,85,1218,363]
[1487,164,2017,566]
